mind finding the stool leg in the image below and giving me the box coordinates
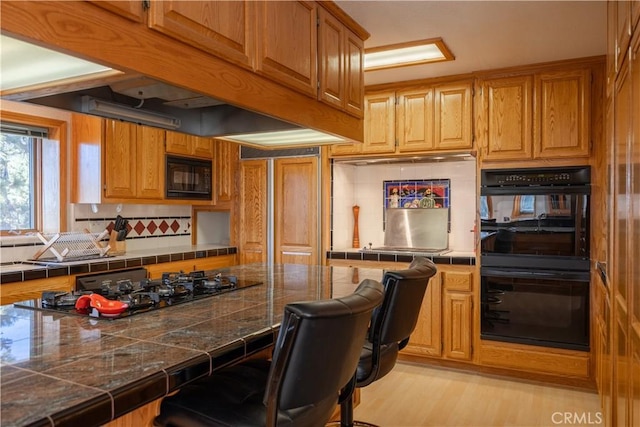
[339,376,356,427]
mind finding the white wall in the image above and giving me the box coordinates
[332,159,477,252]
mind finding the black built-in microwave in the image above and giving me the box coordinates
[165,155,212,200]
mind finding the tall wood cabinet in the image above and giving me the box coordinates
[599,2,640,426]
[238,160,268,265]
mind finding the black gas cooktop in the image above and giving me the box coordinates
[14,268,262,320]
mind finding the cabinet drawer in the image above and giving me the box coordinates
[442,270,473,292]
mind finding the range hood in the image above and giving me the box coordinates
[0,36,347,147]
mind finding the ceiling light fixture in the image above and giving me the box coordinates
[80,96,181,130]
[364,37,454,71]
[220,128,347,147]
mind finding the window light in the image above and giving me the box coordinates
[364,38,454,71]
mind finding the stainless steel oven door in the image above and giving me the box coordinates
[480,267,590,351]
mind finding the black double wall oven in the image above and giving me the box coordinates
[480,166,591,351]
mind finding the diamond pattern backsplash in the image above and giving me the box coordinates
[84,216,191,239]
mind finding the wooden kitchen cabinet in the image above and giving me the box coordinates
[0,276,72,305]
[145,254,238,279]
[318,6,365,118]
[238,160,268,264]
[477,75,533,161]
[255,1,318,97]
[403,265,475,362]
[363,91,397,153]
[534,68,591,159]
[72,114,165,203]
[165,131,214,159]
[213,139,238,207]
[104,120,165,200]
[330,79,474,157]
[88,0,145,23]
[148,0,254,70]
[478,65,591,162]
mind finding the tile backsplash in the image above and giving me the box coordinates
[331,159,477,252]
[0,204,192,263]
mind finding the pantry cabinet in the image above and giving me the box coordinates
[478,65,592,162]
[213,139,238,207]
[165,131,214,159]
[72,115,165,203]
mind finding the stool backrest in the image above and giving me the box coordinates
[264,278,384,425]
[369,257,438,349]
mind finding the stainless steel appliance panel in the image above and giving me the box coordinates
[383,208,449,250]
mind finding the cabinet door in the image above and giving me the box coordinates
[534,68,591,159]
[239,160,268,264]
[402,273,442,357]
[255,1,317,96]
[479,75,533,161]
[397,87,435,152]
[363,91,396,153]
[192,137,214,159]
[318,7,344,111]
[88,0,145,23]
[434,81,473,150]
[103,120,137,199]
[148,0,253,69]
[344,28,364,117]
[443,291,473,361]
[329,141,362,156]
[214,139,238,205]
[165,131,192,156]
[274,157,318,265]
[136,126,165,199]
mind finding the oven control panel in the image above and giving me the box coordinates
[481,166,590,187]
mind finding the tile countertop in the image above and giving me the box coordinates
[327,248,476,266]
[0,263,375,427]
[0,245,238,284]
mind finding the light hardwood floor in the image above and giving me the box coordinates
[354,362,603,427]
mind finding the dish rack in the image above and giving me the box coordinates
[31,230,110,262]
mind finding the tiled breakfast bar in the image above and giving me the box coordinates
[0,264,378,427]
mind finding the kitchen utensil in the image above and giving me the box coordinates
[75,293,128,317]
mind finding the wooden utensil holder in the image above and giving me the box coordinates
[108,230,126,255]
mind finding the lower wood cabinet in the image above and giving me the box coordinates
[402,264,476,362]
[0,276,72,305]
[326,259,476,363]
[145,255,238,279]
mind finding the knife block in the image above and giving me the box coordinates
[108,230,126,255]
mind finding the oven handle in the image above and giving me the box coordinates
[481,267,590,281]
[481,185,590,196]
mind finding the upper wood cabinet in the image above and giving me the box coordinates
[148,0,254,70]
[165,131,214,159]
[72,115,165,203]
[255,1,318,97]
[330,79,473,157]
[477,75,533,161]
[318,6,365,117]
[534,68,590,159]
[479,65,591,162]
[88,0,145,23]
[213,139,238,206]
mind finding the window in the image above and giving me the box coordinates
[0,124,45,232]
[0,111,67,235]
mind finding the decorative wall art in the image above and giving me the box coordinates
[383,179,451,230]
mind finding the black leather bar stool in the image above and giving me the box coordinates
[337,257,437,427]
[154,278,384,427]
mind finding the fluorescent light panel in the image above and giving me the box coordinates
[364,38,454,71]
[223,129,346,146]
[81,96,181,130]
[0,35,113,91]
